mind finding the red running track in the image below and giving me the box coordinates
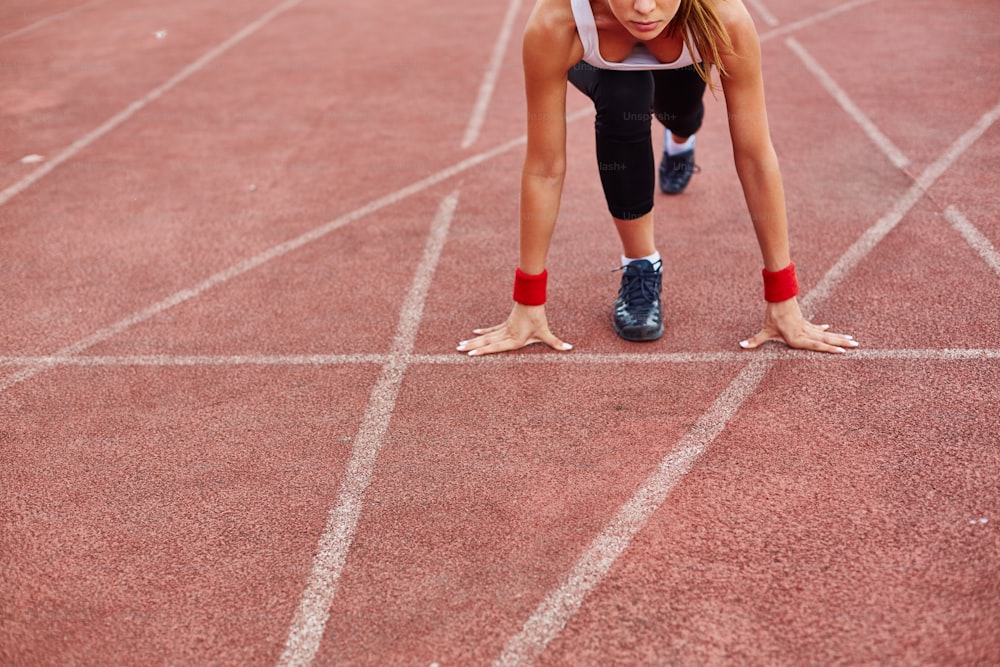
[2,0,999,665]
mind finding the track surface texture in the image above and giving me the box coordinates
[2,1,999,665]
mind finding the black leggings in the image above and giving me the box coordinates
[568,62,706,220]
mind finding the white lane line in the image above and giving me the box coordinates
[0,354,391,367]
[745,0,779,27]
[801,98,1000,316]
[785,37,910,170]
[276,192,459,667]
[5,348,1000,369]
[461,0,523,149]
[0,0,305,209]
[0,0,110,44]
[415,351,753,365]
[0,351,745,367]
[417,348,1000,364]
[944,206,1000,278]
[758,0,877,44]
[493,358,773,667]
[845,348,1000,361]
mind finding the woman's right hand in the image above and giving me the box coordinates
[457,303,573,356]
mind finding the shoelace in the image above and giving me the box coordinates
[615,265,660,316]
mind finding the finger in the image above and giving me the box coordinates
[472,323,505,335]
[800,321,860,349]
[793,338,848,354]
[804,322,832,335]
[802,324,857,346]
[783,329,853,354]
[739,327,780,350]
[457,329,507,353]
[824,332,859,348]
[537,330,573,352]
[466,337,525,356]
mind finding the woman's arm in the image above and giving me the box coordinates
[719,7,790,271]
[457,1,579,356]
[518,4,574,273]
[720,5,856,353]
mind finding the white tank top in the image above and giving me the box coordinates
[570,0,700,70]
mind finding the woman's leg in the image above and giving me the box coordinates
[613,210,655,260]
[569,63,657,252]
[568,63,664,341]
[652,65,707,194]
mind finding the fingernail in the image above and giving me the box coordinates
[848,340,860,347]
[561,343,573,350]
[456,343,467,351]
[739,340,751,349]
[845,335,854,340]
[467,349,479,357]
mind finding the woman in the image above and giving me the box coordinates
[457,0,857,355]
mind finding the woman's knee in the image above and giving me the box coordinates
[655,101,704,137]
[652,66,707,137]
[592,72,654,140]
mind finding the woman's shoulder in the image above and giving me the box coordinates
[525,0,576,38]
[524,0,584,70]
[708,0,757,40]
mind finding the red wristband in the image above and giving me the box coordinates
[762,262,799,302]
[513,267,547,305]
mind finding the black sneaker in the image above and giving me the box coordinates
[658,149,699,194]
[613,259,664,341]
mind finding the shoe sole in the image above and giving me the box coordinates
[613,321,665,342]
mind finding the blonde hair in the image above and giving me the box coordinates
[668,0,733,90]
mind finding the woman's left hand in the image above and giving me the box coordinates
[739,297,858,354]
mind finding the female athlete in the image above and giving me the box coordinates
[457,0,857,356]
